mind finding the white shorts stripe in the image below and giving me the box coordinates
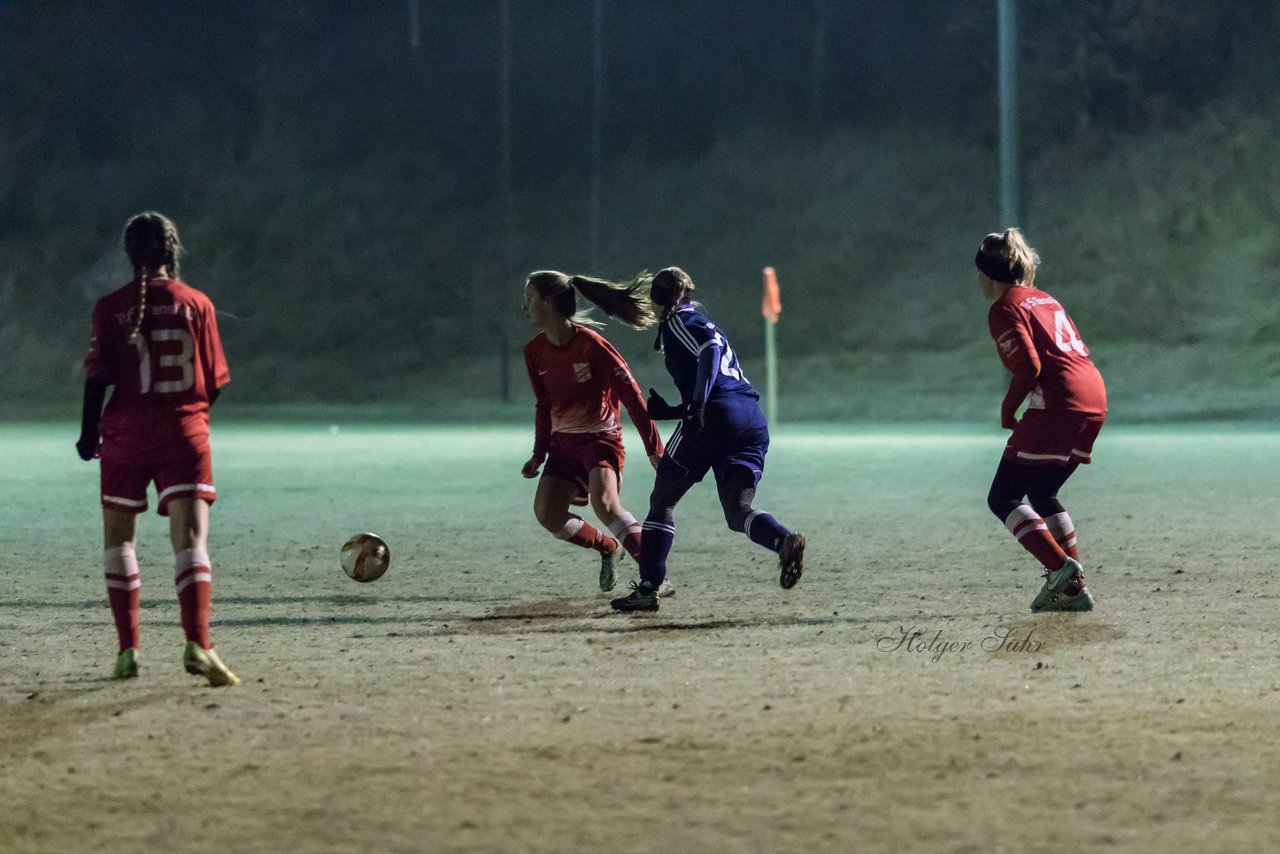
[103,495,147,508]
[1015,451,1072,462]
[157,483,216,502]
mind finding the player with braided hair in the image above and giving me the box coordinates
[77,212,239,685]
[608,267,806,613]
[977,227,1107,612]
[521,271,671,595]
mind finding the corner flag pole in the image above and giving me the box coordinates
[762,267,782,426]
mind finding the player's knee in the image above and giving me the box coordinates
[646,498,676,525]
[987,488,1020,521]
[1027,493,1063,517]
[722,504,750,532]
[589,494,619,521]
[533,503,565,532]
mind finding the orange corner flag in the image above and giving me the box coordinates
[762,267,781,324]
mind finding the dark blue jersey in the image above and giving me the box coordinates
[658,303,756,409]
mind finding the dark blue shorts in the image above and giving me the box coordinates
[658,394,769,488]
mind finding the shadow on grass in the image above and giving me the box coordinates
[0,593,503,611]
[212,597,881,634]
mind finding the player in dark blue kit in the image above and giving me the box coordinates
[610,267,805,612]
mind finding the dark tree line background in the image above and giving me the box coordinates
[1,0,1277,417]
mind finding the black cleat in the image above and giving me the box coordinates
[611,581,659,612]
[778,532,806,589]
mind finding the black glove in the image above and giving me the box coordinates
[646,388,685,421]
[75,433,99,461]
[682,401,705,434]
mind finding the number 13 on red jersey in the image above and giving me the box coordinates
[130,328,195,394]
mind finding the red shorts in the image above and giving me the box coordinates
[100,439,216,516]
[1003,409,1105,467]
[542,431,625,506]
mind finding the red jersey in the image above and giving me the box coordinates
[988,286,1106,419]
[84,278,230,460]
[524,325,662,459]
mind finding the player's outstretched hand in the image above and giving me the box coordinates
[75,434,99,461]
[521,455,543,478]
[648,453,661,471]
[646,388,684,421]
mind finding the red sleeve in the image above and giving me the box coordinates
[989,301,1040,425]
[524,342,551,458]
[200,300,230,391]
[84,300,118,383]
[593,337,663,458]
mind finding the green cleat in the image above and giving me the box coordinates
[183,642,241,687]
[1031,557,1085,612]
[113,648,139,680]
[600,544,621,592]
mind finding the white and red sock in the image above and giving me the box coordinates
[554,517,618,556]
[1003,505,1068,571]
[607,512,643,562]
[1043,511,1078,560]
[1042,512,1086,593]
[104,545,141,652]
[174,548,212,649]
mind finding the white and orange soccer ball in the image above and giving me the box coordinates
[340,533,390,583]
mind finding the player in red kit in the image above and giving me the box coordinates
[76,212,240,685]
[521,271,672,595]
[977,228,1107,612]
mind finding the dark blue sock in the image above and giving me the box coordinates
[638,518,675,589]
[743,510,788,552]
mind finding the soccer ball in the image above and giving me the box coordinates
[340,533,390,583]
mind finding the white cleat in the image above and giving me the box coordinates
[656,579,676,598]
[1031,557,1085,612]
[1039,586,1095,612]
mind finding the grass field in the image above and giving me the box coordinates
[1,421,1277,853]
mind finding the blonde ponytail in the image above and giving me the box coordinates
[1002,228,1040,287]
[568,274,657,330]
